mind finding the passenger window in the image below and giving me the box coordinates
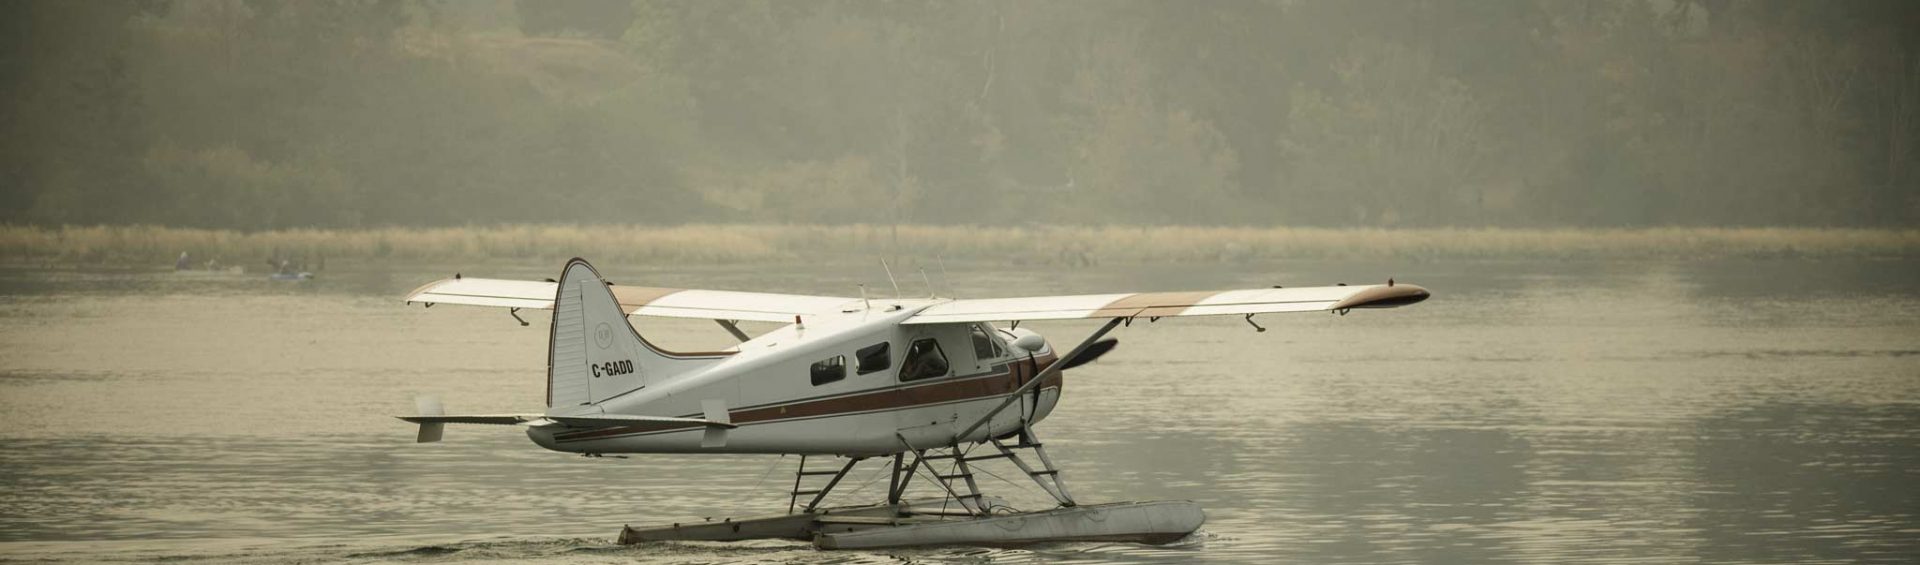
[970,324,1004,360]
[856,342,891,374]
[810,355,846,386]
[900,338,950,382]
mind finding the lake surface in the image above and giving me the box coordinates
[1,258,1916,564]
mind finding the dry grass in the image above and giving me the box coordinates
[2,224,1915,267]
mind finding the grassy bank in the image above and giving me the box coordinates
[3,224,1915,267]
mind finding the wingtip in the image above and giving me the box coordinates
[1331,283,1430,310]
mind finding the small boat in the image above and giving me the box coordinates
[269,272,314,281]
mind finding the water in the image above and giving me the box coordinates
[1,259,1916,564]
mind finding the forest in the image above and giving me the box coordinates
[3,0,1916,231]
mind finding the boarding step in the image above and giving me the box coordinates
[796,470,844,476]
[791,489,824,496]
[935,473,973,481]
[960,453,1012,462]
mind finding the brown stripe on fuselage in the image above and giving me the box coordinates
[1088,290,1222,318]
[610,286,687,314]
[555,353,1060,443]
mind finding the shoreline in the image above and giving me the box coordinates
[3,224,1915,267]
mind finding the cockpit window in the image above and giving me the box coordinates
[970,324,1004,360]
[900,338,949,382]
[856,342,891,374]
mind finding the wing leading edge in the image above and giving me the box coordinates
[405,277,856,323]
[405,273,1428,324]
[903,283,1429,324]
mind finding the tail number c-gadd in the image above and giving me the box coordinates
[592,359,633,378]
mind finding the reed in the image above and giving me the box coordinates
[2,224,1914,267]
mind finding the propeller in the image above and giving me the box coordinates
[1056,338,1119,371]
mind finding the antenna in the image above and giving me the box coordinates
[859,284,871,310]
[918,268,934,298]
[880,259,902,298]
[937,255,954,298]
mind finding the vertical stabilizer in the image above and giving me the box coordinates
[414,396,445,443]
[547,258,725,408]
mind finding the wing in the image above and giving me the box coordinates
[405,277,857,323]
[904,283,1429,324]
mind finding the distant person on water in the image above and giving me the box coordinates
[175,252,191,270]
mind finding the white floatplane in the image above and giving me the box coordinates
[399,258,1429,548]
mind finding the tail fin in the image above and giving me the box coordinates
[547,258,725,408]
[414,396,445,443]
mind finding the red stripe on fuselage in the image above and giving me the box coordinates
[554,353,1059,443]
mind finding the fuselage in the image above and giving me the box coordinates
[527,300,1063,457]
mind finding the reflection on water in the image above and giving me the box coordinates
[1690,403,1920,563]
[0,259,1916,563]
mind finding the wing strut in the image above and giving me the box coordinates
[956,317,1125,441]
[714,319,751,342]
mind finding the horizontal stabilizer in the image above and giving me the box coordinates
[397,414,541,425]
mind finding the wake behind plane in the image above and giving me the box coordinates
[400,258,1429,548]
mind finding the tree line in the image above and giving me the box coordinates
[2,0,1915,230]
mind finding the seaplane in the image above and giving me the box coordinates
[399,258,1429,548]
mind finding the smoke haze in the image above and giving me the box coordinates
[3,0,1917,230]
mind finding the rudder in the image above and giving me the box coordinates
[547,258,722,408]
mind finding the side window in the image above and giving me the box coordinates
[810,355,846,386]
[900,338,950,382]
[970,324,1004,360]
[855,342,891,375]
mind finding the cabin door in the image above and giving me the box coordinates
[893,324,971,447]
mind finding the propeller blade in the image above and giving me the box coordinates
[1057,338,1118,370]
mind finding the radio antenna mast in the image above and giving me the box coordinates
[936,255,955,298]
[880,259,902,298]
